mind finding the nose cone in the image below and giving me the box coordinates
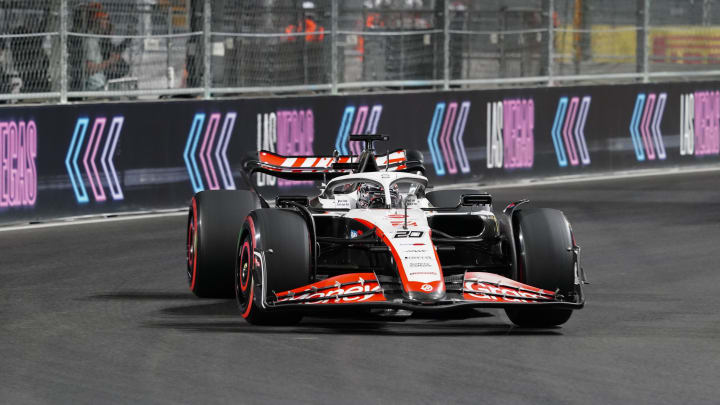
[406,283,446,302]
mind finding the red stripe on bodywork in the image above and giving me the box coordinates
[274,273,385,304]
[351,217,444,295]
[462,272,556,303]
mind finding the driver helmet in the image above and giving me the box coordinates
[356,184,385,208]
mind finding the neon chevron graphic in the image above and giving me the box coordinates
[184,113,205,193]
[334,105,382,156]
[199,113,220,190]
[629,94,646,161]
[350,106,368,156]
[350,105,382,155]
[83,117,107,202]
[184,112,238,193]
[551,96,591,167]
[575,97,591,165]
[66,118,90,203]
[629,93,667,161]
[641,93,656,160]
[439,102,458,174]
[551,98,569,167]
[66,116,125,203]
[100,117,124,200]
[562,97,579,166]
[215,112,236,190]
[427,101,472,175]
[427,102,446,175]
[453,102,471,173]
[651,93,667,160]
[335,106,354,155]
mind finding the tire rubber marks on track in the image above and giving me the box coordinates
[66,116,124,203]
[629,93,667,161]
[183,112,236,193]
[551,96,591,167]
[427,101,470,176]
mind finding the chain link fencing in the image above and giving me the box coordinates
[0,0,719,103]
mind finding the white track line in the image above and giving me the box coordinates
[0,209,187,233]
[2,163,719,233]
[433,164,720,190]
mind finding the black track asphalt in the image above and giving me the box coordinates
[2,170,720,404]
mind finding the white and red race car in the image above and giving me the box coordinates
[186,135,586,327]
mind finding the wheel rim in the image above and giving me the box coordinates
[239,241,251,293]
[236,240,253,315]
[186,211,196,283]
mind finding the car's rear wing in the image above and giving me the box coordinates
[244,149,422,181]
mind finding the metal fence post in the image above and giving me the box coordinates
[203,0,211,99]
[331,0,338,95]
[443,0,449,90]
[60,0,68,103]
[643,0,650,83]
[547,0,554,86]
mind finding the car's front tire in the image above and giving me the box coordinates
[505,208,575,327]
[235,209,311,325]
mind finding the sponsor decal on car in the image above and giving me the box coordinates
[274,273,386,305]
[462,272,556,303]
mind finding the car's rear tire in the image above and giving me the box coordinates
[187,190,262,298]
[505,208,575,328]
[236,209,311,325]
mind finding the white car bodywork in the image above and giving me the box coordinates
[310,171,497,295]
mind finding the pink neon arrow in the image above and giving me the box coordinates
[199,113,220,190]
[215,112,236,190]
[350,106,368,156]
[641,93,656,160]
[439,102,458,174]
[82,118,107,201]
[101,117,124,200]
[562,97,579,166]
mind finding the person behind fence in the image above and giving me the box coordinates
[84,4,129,90]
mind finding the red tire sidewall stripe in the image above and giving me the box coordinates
[189,197,199,291]
[240,241,251,292]
[242,215,257,319]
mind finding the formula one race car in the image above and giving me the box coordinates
[185,135,586,327]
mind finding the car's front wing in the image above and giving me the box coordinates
[266,272,584,312]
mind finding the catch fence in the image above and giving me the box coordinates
[0,0,719,103]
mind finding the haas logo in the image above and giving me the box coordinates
[421,284,433,292]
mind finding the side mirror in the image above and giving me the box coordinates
[460,193,492,206]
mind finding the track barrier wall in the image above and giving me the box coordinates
[1,81,719,224]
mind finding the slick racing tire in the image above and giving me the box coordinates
[236,209,311,326]
[505,208,575,328]
[187,190,262,298]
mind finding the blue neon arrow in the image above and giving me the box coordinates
[427,102,446,176]
[335,106,355,155]
[184,113,205,193]
[551,97,569,167]
[65,118,90,203]
[630,94,646,161]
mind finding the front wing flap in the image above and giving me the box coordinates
[267,272,583,311]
